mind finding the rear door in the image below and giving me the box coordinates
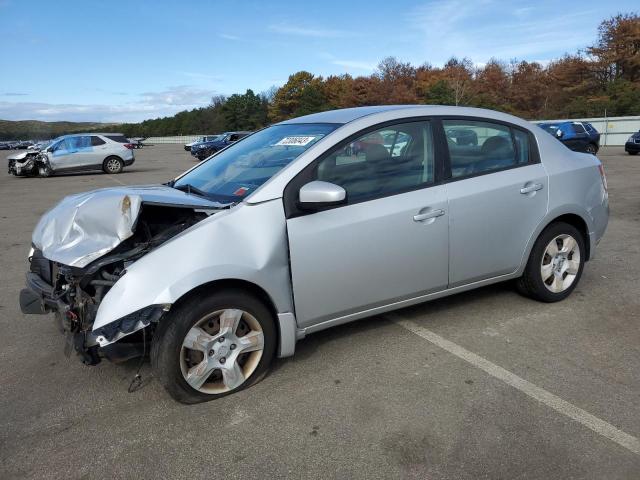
[285,119,449,328]
[442,118,548,286]
[568,122,589,152]
[89,136,109,165]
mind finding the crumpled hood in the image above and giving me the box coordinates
[8,151,35,162]
[32,185,226,268]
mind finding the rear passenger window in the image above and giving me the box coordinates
[91,136,106,146]
[571,123,586,134]
[315,121,434,203]
[443,120,525,178]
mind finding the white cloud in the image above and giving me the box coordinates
[332,60,377,71]
[0,86,218,123]
[218,33,240,40]
[268,23,353,38]
[138,85,215,106]
[408,0,597,65]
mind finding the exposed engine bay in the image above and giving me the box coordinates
[23,205,208,364]
[8,151,52,177]
[20,185,227,365]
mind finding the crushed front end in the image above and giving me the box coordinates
[8,152,52,177]
[18,186,225,365]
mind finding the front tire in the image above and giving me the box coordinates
[103,156,124,174]
[151,289,276,404]
[516,222,585,302]
[628,151,638,156]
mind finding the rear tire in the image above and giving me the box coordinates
[516,222,585,303]
[151,289,276,404]
[585,143,598,155]
[102,156,124,174]
[628,151,638,156]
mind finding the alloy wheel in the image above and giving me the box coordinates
[540,234,581,293]
[106,158,122,173]
[180,309,264,394]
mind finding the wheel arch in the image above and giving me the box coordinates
[169,278,296,358]
[519,209,593,275]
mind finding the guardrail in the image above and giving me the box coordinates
[144,135,204,144]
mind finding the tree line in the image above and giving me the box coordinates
[3,13,639,140]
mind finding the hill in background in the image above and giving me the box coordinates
[0,120,119,141]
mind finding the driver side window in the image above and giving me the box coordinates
[314,121,434,204]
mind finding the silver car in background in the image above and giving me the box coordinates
[19,106,608,403]
[8,133,135,177]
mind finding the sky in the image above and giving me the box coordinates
[0,0,637,123]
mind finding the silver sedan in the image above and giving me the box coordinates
[20,106,609,403]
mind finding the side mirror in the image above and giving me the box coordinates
[298,181,346,209]
[556,129,563,139]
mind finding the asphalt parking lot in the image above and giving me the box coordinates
[1,145,639,479]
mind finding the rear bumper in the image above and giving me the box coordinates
[124,157,135,166]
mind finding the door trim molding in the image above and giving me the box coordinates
[301,271,519,335]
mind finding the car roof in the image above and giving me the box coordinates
[278,105,535,127]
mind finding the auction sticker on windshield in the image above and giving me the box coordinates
[274,136,318,146]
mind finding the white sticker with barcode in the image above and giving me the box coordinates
[274,136,316,146]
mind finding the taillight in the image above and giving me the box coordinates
[598,164,607,191]
[123,143,134,150]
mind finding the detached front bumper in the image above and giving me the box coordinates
[20,272,56,314]
[18,254,158,365]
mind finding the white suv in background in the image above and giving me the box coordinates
[8,133,135,177]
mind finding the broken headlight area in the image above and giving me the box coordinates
[20,205,207,365]
[8,153,51,177]
[94,305,167,345]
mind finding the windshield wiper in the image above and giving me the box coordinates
[172,183,211,199]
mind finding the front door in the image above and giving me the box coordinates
[285,120,449,328]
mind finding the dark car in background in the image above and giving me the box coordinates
[538,121,600,154]
[190,131,252,160]
[625,131,640,155]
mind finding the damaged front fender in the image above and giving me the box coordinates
[92,200,294,347]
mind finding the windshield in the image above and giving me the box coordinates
[174,123,339,202]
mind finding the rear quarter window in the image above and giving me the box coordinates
[105,135,129,143]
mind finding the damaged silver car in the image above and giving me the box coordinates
[20,106,609,403]
[8,133,135,177]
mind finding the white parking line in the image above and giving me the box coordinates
[107,175,127,186]
[388,315,640,456]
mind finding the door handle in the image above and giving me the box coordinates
[413,209,445,222]
[520,183,543,194]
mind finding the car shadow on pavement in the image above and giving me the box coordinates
[271,281,517,374]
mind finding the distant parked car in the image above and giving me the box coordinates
[538,121,600,154]
[128,137,146,149]
[624,131,640,155]
[184,135,220,151]
[191,131,252,160]
[8,133,135,177]
[0,142,10,150]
